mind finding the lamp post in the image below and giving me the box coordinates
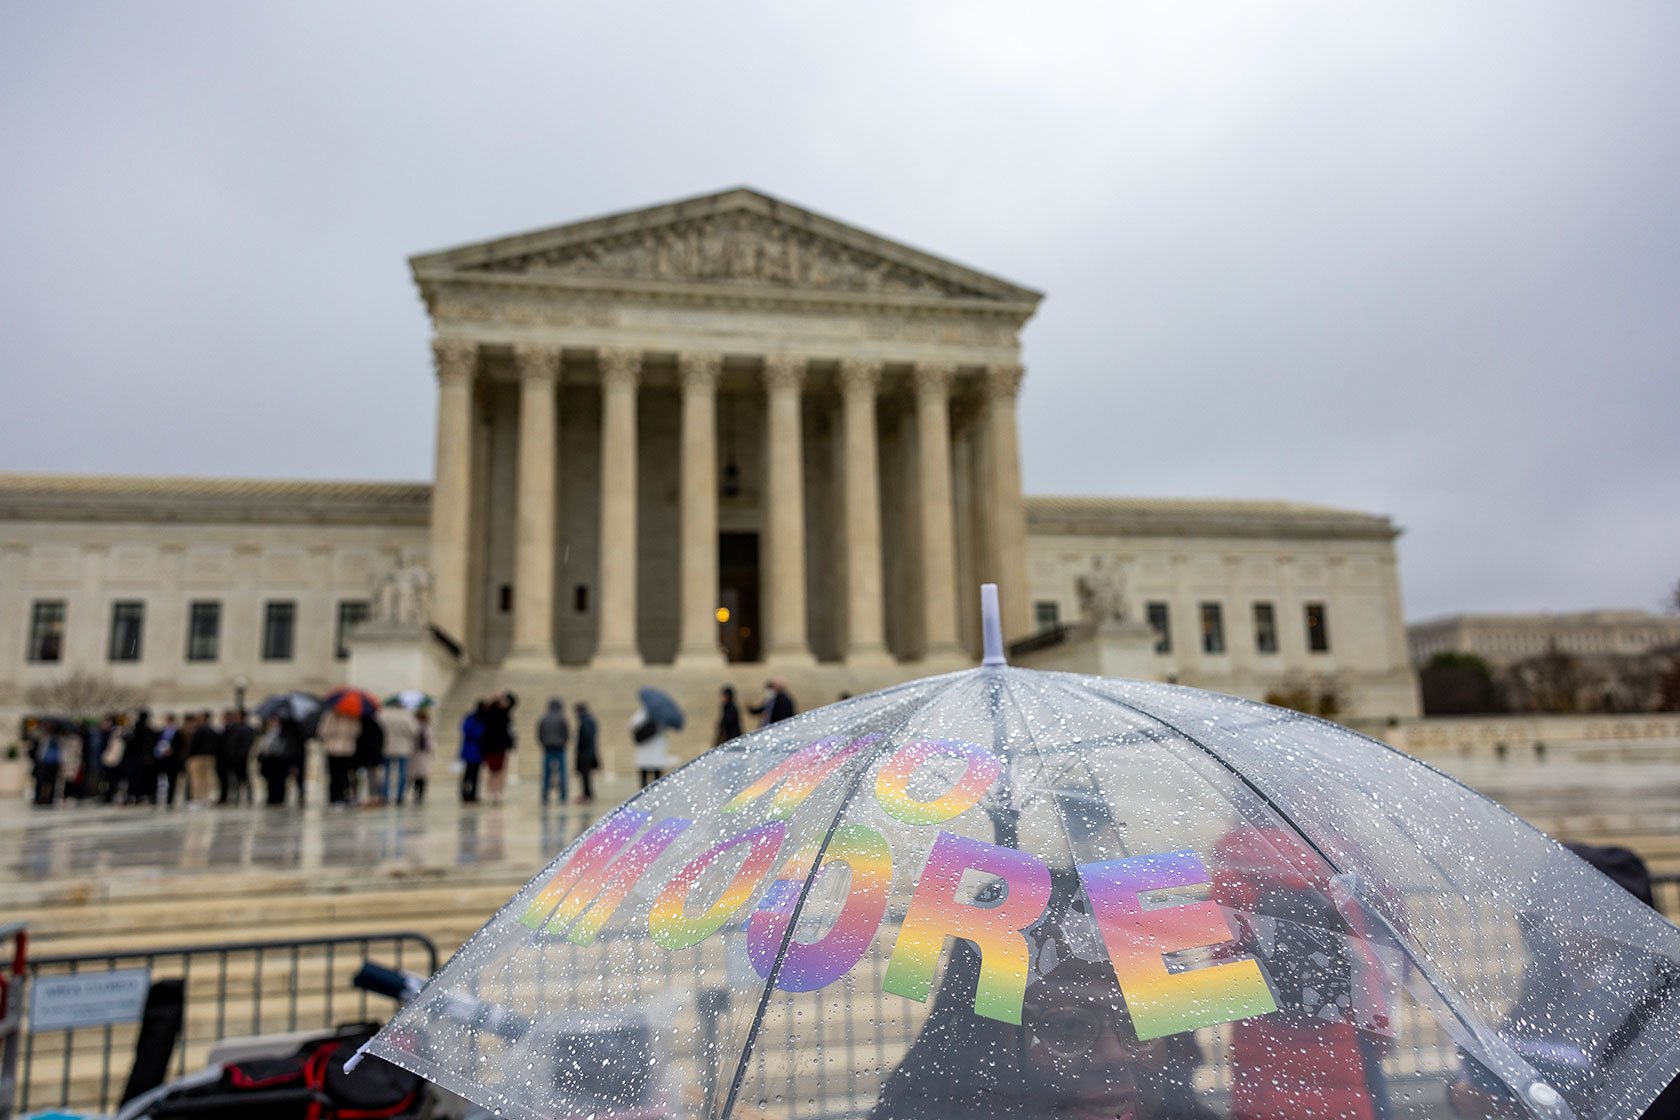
[233,676,248,714]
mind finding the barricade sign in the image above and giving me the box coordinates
[29,968,150,1031]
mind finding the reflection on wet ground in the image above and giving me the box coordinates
[1,776,632,888]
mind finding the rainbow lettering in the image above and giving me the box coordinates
[873,738,1001,825]
[517,809,692,943]
[746,823,893,992]
[721,734,879,820]
[1079,850,1278,1040]
[650,821,787,950]
[882,831,1051,1024]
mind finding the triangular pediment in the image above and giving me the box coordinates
[410,188,1041,305]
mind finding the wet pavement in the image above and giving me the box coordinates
[0,774,636,891]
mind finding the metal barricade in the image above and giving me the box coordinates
[0,922,26,1120]
[17,931,437,1116]
[1654,873,1680,922]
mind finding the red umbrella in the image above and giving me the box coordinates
[321,686,380,718]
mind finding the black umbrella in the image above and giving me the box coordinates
[636,686,685,731]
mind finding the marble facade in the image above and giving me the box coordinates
[415,189,1042,671]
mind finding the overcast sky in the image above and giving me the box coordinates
[2,2,1676,623]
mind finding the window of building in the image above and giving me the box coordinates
[27,600,66,663]
[1200,602,1225,654]
[1146,601,1171,654]
[499,584,513,613]
[574,585,589,613]
[1034,600,1060,632]
[186,600,221,662]
[1306,602,1330,653]
[335,600,370,660]
[262,600,297,662]
[1253,601,1278,654]
[108,600,145,662]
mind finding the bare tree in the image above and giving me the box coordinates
[1264,675,1344,719]
[24,671,142,722]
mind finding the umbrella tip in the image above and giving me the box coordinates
[980,584,1007,667]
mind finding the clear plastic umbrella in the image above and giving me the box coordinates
[361,594,1680,1120]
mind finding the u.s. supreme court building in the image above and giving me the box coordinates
[0,189,1420,770]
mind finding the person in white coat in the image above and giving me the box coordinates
[377,703,420,805]
[629,704,672,789]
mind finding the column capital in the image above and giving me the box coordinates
[512,343,561,382]
[598,348,643,388]
[838,357,883,394]
[431,339,478,382]
[985,363,1025,399]
[678,351,724,390]
[762,353,807,392]
[912,361,957,395]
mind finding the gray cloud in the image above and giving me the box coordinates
[2,1,1675,620]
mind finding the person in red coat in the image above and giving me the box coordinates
[1212,825,1393,1120]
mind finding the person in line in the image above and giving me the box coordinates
[219,709,254,805]
[749,679,796,726]
[185,710,220,806]
[82,718,110,801]
[377,700,418,805]
[715,686,743,746]
[630,701,671,789]
[152,713,183,806]
[573,701,598,804]
[478,692,516,806]
[537,697,570,807]
[459,700,485,804]
[123,710,157,805]
[280,716,310,806]
[354,709,386,806]
[318,707,359,807]
[257,717,290,806]
[29,728,63,806]
[95,715,124,803]
[411,708,431,804]
[59,723,87,801]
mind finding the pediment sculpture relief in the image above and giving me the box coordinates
[471,212,990,298]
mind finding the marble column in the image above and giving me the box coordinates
[676,351,725,666]
[507,344,560,669]
[594,349,642,667]
[839,358,890,664]
[763,355,814,665]
[984,363,1032,643]
[914,362,963,660]
[428,339,477,650]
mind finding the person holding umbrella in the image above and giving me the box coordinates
[630,686,682,788]
[317,706,359,806]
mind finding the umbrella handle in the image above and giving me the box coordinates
[981,584,1007,667]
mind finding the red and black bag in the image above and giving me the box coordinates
[151,1024,422,1119]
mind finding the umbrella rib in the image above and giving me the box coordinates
[717,682,958,1120]
[1054,677,1539,1094]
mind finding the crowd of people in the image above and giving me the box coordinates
[22,677,805,811]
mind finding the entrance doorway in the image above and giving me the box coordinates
[718,532,760,663]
